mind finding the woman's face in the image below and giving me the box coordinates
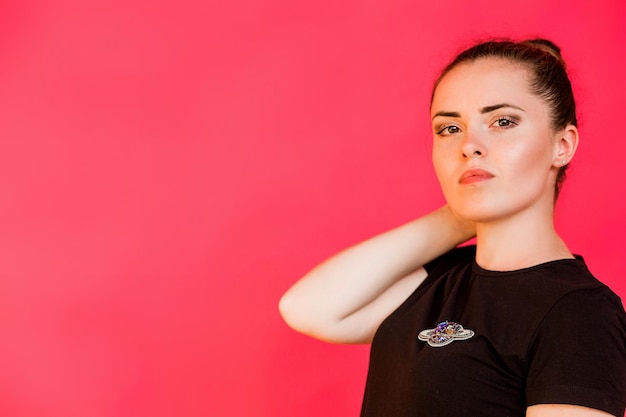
[431,58,562,223]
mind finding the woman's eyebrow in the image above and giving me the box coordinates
[431,111,461,120]
[480,103,525,113]
[431,103,524,120]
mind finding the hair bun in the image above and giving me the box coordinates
[523,39,565,66]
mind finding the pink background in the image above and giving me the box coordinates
[0,0,624,416]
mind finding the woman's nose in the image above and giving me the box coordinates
[460,130,486,159]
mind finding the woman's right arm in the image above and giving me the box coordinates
[278,205,475,344]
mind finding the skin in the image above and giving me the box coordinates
[279,206,473,343]
[431,58,579,271]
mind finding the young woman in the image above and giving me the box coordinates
[279,39,626,417]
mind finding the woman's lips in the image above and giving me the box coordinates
[459,168,495,184]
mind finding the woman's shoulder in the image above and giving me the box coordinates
[520,256,618,301]
[425,246,623,311]
[424,244,476,274]
[526,279,626,416]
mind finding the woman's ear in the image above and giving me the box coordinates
[552,124,579,167]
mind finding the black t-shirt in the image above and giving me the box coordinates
[360,246,626,417]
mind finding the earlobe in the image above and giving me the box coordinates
[553,124,579,167]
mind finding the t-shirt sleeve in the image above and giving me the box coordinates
[525,287,626,416]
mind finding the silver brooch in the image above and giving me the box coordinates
[418,321,474,347]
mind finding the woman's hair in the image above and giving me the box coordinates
[431,39,577,198]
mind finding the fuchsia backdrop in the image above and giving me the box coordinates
[0,0,624,416]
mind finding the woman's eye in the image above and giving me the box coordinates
[437,125,461,135]
[492,117,517,128]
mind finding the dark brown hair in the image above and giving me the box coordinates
[432,39,577,198]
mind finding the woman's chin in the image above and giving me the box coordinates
[448,204,502,224]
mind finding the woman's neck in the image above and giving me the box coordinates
[474,206,573,272]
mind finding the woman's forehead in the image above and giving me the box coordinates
[432,59,536,111]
